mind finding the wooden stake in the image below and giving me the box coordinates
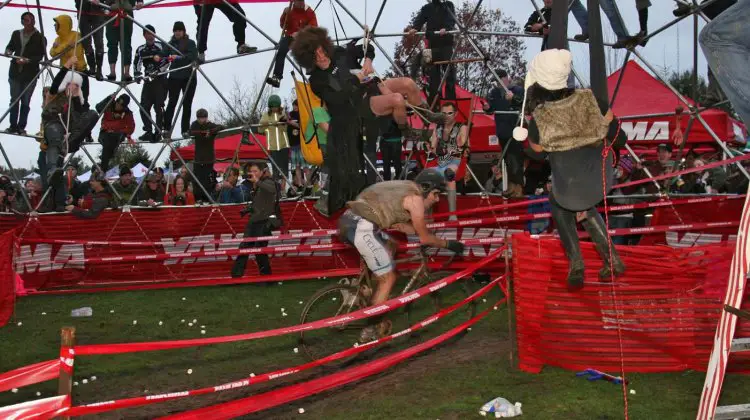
[58,327,75,420]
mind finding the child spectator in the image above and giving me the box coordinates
[96,93,135,171]
[189,108,223,201]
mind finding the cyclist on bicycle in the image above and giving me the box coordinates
[338,168,465,342]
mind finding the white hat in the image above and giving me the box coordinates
[513,49,573,142]
[59,71,83,91]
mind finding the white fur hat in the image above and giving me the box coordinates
[513,49,573,142]
[59,71,83,91]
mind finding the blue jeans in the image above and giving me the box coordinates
[700,0,750,126]
[569,0,629,40]
[8,78,36,130]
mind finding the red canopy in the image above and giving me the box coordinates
[171,133,268,162]
[608,60,744,145]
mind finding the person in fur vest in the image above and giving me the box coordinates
[514,49,627,291]
[96,93,135,171]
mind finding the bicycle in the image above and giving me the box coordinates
[298,246,476,367]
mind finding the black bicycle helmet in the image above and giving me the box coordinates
[415,168,448,197]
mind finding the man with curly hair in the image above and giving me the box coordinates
[291,26,443,216]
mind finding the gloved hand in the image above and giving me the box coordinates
[446,240,465,255]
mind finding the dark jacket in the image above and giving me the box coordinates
[248,175,279,224]
[524,7,551,50]
[139,185,165,203]
[190,120,224,164]
[134,40,170,77]
[485,84,524,140]
[43,67,87,126]
[218,184,244,204]
[168,35,198,80]
[411,1,456,47]
[75,0,106,12]
[72,190,113,219]
[704,0,737,19]
[5,29,46,84]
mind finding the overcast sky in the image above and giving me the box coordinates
[0,0,709,171]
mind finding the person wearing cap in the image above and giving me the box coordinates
[267,0,318,88]
[139,172,165,206]
[483,69,525,197]
[259,95,290,186]
[42,56,98,211]
[513,48,627,291]
[193,0,257,61]
[96,92,135,172]
[189,108,224,201]
[134,24,170,142]
[164,21,199,139]
[4,11,46,136]
[50,14,90,105]
[66,170,114,218]
[113,164,138,205]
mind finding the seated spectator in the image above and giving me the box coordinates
[524,0,552,50]
[64,164,85,203]
[139,172,165,206]
[609,157,638,245]
[164,175,195,205]
[96,93,136,171]
[484,158,505,194]
[217,167,243,203]
[66,170,114,218]
[24,179,42,210]
[154,167,167,187]
[671,159,707,194]
[178,165,195,193]
[240,164,253,201]
[113,165,137,205]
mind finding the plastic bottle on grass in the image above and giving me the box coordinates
[479,397,522,418]
[71,307,93,317]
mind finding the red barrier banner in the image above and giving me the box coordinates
[0,360,59,393]
[0,229,16,327]
[73,248,502,356]
[159,303,502,420]
[511,233,750,374]
[61,277,504,417]
[0,395,68,420]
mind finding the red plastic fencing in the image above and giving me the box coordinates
[511,233,750,374]
[0,228,17,327]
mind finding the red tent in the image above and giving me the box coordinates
[171,133,268,162]
[608,60,744,146]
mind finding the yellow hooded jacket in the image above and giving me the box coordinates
[50,15,87,71]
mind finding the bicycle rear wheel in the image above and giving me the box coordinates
[298,282,368,368]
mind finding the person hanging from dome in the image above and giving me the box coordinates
[290,26,446,216]
[513,49,627,291]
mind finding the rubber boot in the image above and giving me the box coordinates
[551,200,585,291]
[447,188,457,221]
[582,210,625,281]
[95,53,104,81]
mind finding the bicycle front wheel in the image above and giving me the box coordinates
[298,283,368,368]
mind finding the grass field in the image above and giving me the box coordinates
[1,277,750,419]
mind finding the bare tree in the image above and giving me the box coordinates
[212,77,272,130]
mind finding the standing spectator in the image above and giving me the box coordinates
[75,0,106,80]
[50,15,90,105]
[95,0,143,81]
[66,170,113,218]
[484,158,504,194]
[164,175,195,205]
[231,162,280,278]
[569,0,650,48]
[134,24,169,142]
[193,0,257,61]
[483,69,524,197]
[217,167,243,203]
[4,12,45,136]
[260,95,290,184]
[266,0,317,87]
[139,172,165,206]
[164,21,198,139]
[380,119,403,181]
[113,165,137,205]
[189,108,223,201]
[407,0,457,107]
[287,100,304,172]
[96,93,135,171]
